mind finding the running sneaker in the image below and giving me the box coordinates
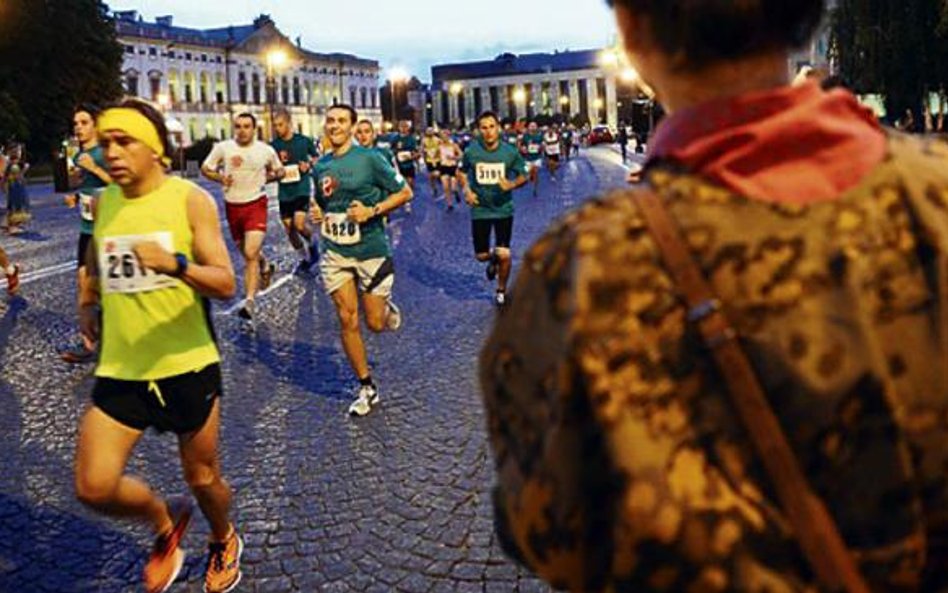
[348,384,379,417]
[204,526,243,593]
[143,497,193,593]
[237,300,254,321]
[6,264,19,295]
[495,290,507,307]
[386,299,402,331]
[485,254,498,281]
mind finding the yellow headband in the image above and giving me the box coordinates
[97,107,171,167]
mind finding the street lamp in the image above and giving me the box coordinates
[387,66,408,125]
[599,49,620,69]
[265,48,288,141]
[620,67,639,83]
[513,88,526,104]
[156,93,171,111]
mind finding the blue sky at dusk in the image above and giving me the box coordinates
[108,0,619,81]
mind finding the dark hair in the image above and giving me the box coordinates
[236,112,257,127]
[115,98,173,164]
[74,103,101,120]
[477,111,500,126]
[327,104,358,124]
[607,0,825,70]
[356,119,375,129]
[273,108,291,122]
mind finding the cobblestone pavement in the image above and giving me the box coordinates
[0,147,631,592]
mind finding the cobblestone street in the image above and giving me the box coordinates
[0,147,632,592]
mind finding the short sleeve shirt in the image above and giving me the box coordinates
[313,145,406,260]
[460,139,527,220]
[271,133,318,201]
[203,140,281,204]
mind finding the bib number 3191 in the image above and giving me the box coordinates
[475,162,506,186]
[99,232,178,294]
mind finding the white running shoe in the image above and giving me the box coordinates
[494,291,507,307]
[385,299,402,331]
[348,384,379,417]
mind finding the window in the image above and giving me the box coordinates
[201,54,207,62]
[184,82,192,103]
[252,73,261,104]
[149,47,157,56]
[168,50,176,59]
[238,72,247,103]
[371,88,377,108]
[350,88,356,106]
[149,77,161,101]
[126,74,139,96]
[215,56,222,63]
[125,45,135,54]
[360,87,367,108]
[185,52,192,60]
[473,88,483,115]
[293,78,301,106]
[281,77,289,105]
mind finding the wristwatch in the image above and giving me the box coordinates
[171,252,189,277]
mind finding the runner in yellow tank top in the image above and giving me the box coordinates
[72,99,243,593]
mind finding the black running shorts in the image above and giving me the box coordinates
[471,217,513,255]
[92,363,222,434]
[279,195,310,220]
[77,232,93,268]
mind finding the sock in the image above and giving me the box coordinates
[5,265,15,276]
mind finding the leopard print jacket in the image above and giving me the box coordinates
[480,134,948,592]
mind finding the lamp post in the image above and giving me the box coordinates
[265,48,288,141]
[387,67,408,126]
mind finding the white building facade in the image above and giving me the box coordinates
[430,50,628,131]
[115,11,382,144]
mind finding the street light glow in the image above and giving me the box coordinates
[450,82,463,95]
[594,98,604,109]
[156,93,171,110]
[599,49,620,68]
[513,88,526,103]
[559,96,569,105]
[267,49,288,69]
[388,66,408,82]
[621,67,639,83]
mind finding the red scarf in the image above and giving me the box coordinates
[647,82,886,205]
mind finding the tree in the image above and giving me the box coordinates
[0,0,123,159]
[831,0,948,123]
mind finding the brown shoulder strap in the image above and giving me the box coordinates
[634,188,870,593]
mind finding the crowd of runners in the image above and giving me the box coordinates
[13,97,598,593]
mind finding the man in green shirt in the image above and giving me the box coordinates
[62,103,112,363]
[354,119,396,167]
[271,110,319,273]
[521,121,545,197]
[391,119,420,190]
[458,111,528,306]
[310,105,413,417]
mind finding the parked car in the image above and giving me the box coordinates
[588,125,614,145]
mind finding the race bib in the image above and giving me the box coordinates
[397,151,413,163]
[475,163,506,186]
[281,164,301,184]
[321,212,361,246]
[78,193,96,222]
[527,145,540,154]
[545,143,561,156]
[377,141,391,150]
[99,232,177,294]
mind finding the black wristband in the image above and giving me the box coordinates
[171,252,189,277]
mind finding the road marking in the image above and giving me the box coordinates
[20,261,75,284]
[219,274,295,316]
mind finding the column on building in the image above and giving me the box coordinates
[464,87,475,126]
[432,90,444,126]
[587,75,600,125]
[605,76,618,129]
[569,79,581,118]
[497,82,509,120]
[448,87,459,124]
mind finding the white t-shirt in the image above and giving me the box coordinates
[203,140,281,204]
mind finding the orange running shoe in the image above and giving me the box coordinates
[204,525,243,593]
[143,497,193,593]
